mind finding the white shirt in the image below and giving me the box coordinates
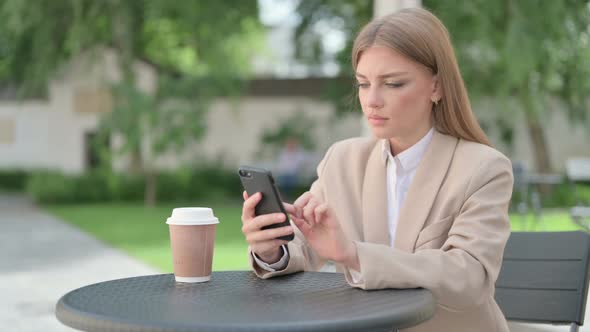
[383,128,434,246]
[253,128,435,274]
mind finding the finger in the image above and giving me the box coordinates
[241,192,262,222]
[284,202,304,218]
[314,203,329,224]
[243,191,249,201]
[303,198,320,225]
[252,213,287,232]
[293,192,313,212]
[251,240,289,255]
[246,225,294,243]
[284,202,296,214]
[291,216,311,235]
[242,213,285,234]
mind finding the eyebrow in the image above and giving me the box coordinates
[355,72,409,79]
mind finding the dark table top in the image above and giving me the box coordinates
[56,271,435,332]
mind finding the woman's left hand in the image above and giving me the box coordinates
[284,192,360,271]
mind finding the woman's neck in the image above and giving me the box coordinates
[388,125,432,156]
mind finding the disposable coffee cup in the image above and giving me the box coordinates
[166,207,218,283]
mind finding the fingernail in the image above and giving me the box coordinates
[277,214,285,221]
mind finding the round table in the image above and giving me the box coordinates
[56,271,435,332]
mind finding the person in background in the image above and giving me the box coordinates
[241,7,513,332]
[275,136,308,200]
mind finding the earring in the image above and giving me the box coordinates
[432,99,439,106]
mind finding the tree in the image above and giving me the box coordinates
[257,110,318,160]
[294,0,590,172]
[426,0,590,172]
[0,0,262,205]
[294,0,372,115]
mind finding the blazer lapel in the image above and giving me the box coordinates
[362,143,390,246]
[393,131,458,252]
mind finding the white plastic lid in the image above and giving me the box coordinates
[166,207,219,225]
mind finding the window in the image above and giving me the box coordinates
[0,117,15,144]
[85,131,110,169]
[74,88,112,114]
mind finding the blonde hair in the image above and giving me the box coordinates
[352,7,491,146]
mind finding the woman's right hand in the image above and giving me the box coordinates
[241,191,294,264]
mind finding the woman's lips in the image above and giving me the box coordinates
[368,115,388,126]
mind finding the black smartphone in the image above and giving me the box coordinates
[238,166,294,241]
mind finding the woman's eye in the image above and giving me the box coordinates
[385,82,405,88]
[355,82,369,89]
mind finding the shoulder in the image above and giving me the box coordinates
[321,136,380,166]
[313,136,380,179]
[454,138,512,171]
[450,138,514,194]
[327,136,379,156]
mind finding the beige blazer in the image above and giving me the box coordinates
[249,131,513,332]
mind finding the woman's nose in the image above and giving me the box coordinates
[366,88,384,109]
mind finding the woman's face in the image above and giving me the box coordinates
[355,46,439,140]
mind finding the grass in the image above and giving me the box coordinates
[509,209,586,231]
[46,202,587,273]
[46,199,250,272]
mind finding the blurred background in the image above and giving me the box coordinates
[0,0,589,330]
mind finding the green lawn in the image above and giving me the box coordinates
[46,200,249,273]
[509,209,586,232]
[46,203,586,273]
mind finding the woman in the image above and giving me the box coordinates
[241,7,513,332]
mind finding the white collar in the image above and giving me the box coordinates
[381,128,434,172]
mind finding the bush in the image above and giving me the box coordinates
[26,163,242,204]
[26,166,590,207]
[511,182,590,209]
[567,183,590,205]
[113,175,145,202]
[156,163,242,202]
[27,171,113,203]
[26,171,78,203]
[0,169,30,191]
[156,172,187,202]
[77,171,115,202]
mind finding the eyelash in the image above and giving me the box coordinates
[385,82,405,88]
[355,82,406,89]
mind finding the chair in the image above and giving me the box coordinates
[566,158,590,230]
[512,161,530,215]
[495,231,590,332]
[511,160,563,230]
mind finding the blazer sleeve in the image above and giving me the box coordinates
[248,145,335,279]
[343,155,513,311]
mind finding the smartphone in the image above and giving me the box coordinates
[238,166,294,241]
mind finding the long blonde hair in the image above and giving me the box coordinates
[352,7,491,146]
